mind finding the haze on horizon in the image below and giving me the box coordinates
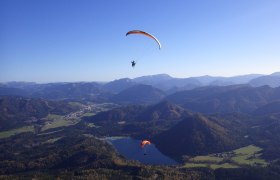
[1,0,280,83]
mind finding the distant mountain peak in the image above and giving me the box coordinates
[113,78,133,82]
[250,73,280,88]
[271,72,280,76]
[133,74,173,83]
[137,100,191,121]
[110,84,165,105]
[103,78,136,93]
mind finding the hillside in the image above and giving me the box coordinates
[31,82,105,100]
[137,101,191,121]
[83,101,191,138]
[165,85,280,114]
[250,73,280,88]
[110,84,166,105]
[155,113,247,159]
[0,87,30,97]
[133,74,173,85]
[102,78,136,93]
[0,96,80,130]
[0,82,109,102]
[253,101,280,116]
[83,105,145,124]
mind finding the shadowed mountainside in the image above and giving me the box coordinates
[0,96,80,130]
[102,78,136,94]
[165,85,280,114]
[252,101,280,116]
[155,113,247,159]
[250,73,280,88]
[110,84,166,105]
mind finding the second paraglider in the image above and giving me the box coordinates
[140,140,151,155]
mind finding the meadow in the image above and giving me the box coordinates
[184,145,268,169]
[0,126,35,139]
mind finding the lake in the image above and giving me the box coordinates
[106,137,179,165]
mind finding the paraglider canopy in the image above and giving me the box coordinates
[140,140,151,148]
[126,30,161,50]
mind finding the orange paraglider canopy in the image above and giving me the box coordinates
[126,30,161,49]
[140,140,151,148]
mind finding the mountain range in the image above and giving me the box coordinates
[1,73,280,179]
[1,72,279,103]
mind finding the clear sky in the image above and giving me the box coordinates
[1,0,280,82]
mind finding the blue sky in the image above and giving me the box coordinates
[1,0,280,82]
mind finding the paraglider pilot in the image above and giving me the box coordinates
[131,60,136,68]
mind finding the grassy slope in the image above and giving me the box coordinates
[0,126,34,139]
[184,145,267,169]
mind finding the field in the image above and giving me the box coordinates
[191,155,223,163]
[184,145,268,169]
[231,145,267,166]
[82,113,96,117]
[0,103,119,139]
[0,126,35,139]
[87,123,101,128]
[41,114,79,131]
[43,136,64,144]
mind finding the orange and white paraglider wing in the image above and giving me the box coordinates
[126,30,161,49]
[140,140,151,148]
